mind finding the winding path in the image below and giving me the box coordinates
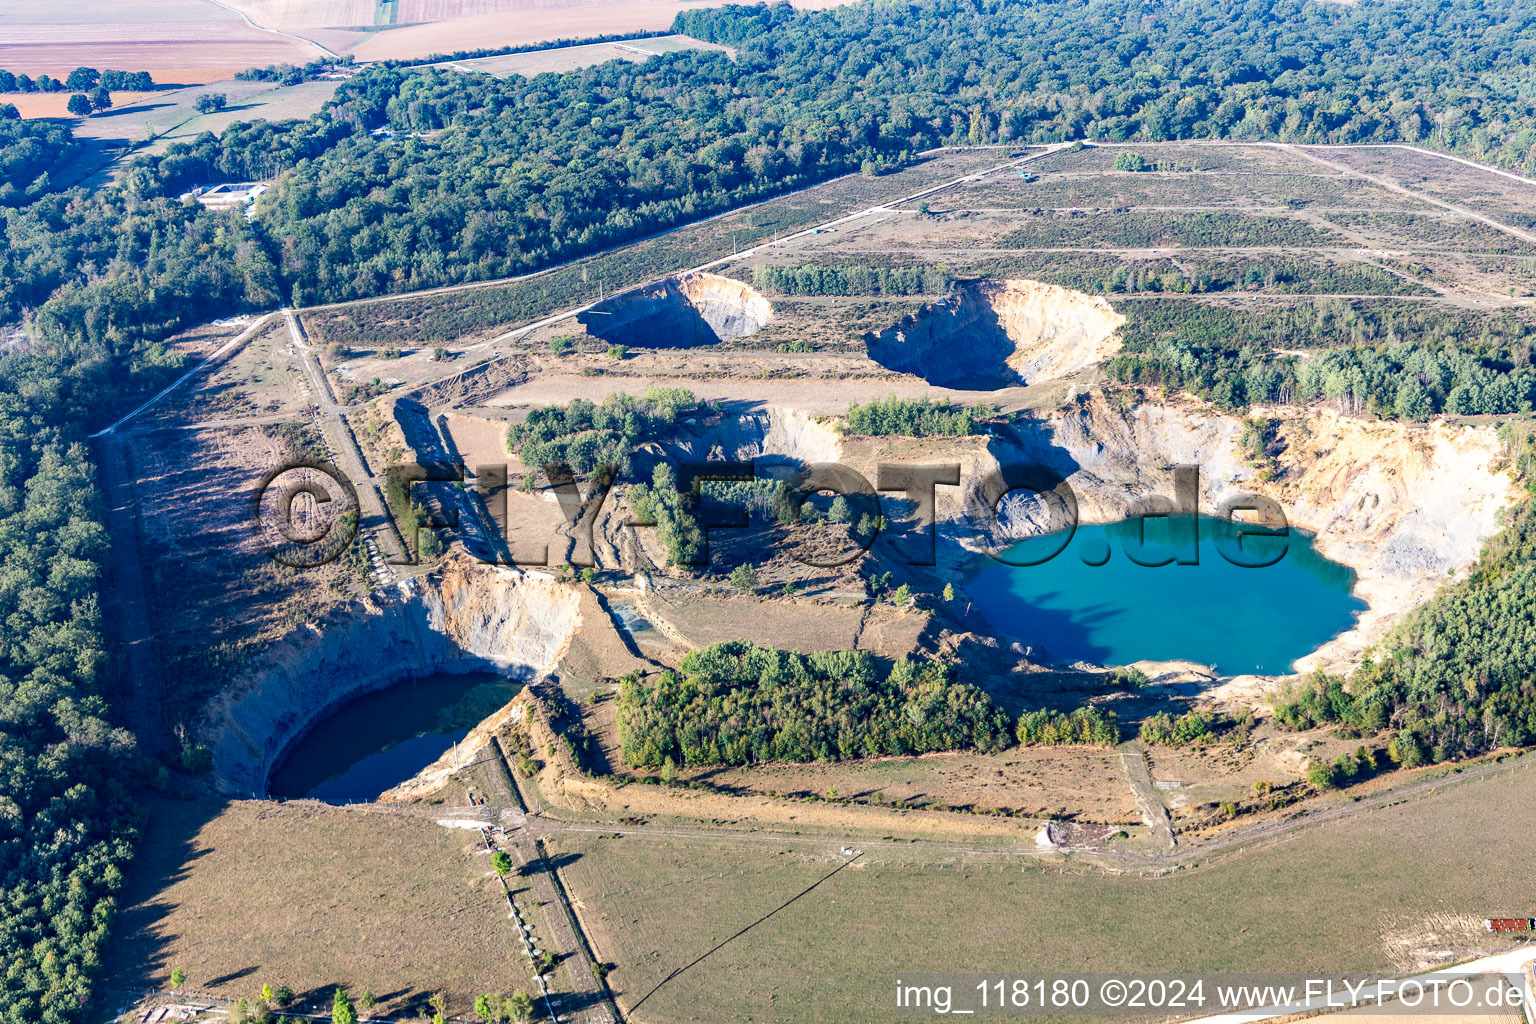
[199,0,341,59]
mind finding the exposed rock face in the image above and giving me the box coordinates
[864,279,1124,389]
[201,559,581,795]
[652,406,843,467]
[1263,407,1516,674]
[578,271,772,348]
[945,394,1517,678]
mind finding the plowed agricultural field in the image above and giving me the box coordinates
[0,0,317,79]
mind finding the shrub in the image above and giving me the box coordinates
[1139,710,1213,746]
[1016,706,1121,747]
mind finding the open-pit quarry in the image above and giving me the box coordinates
[108,143,1536,1023]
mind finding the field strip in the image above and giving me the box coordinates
[525,753,1532,874]
[628,852,865,1014]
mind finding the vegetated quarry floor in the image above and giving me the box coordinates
[109,142,1536,1023]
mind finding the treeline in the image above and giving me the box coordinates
[843,395,992,437]
[750,264,952,296]
[1118,298,1536,353]
[629,464,705,568]
[1272,425,1536,763]
[506,387,698,475]
[1139,710,1214,746]
[236,57,349,85]
[0,68,154,94]
[1095,259,1425,298]
[1001,212,1342,250]
[0,355,138,1022]
[616,640,1013,767]
[1108,334,1536,418]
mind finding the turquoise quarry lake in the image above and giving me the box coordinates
[965,515,1365,675]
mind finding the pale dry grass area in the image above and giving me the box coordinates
[348,0,850,61]
[552,758,1536,1024]
[105,799,536,1019]
[433,33,727,77]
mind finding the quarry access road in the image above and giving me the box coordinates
[284,309,410,567]
[1285,144,1536,247]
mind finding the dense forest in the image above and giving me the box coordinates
[617,640,1012,766]
[0,357,137,1023]
[3,0,1536,1018]
[0,117,77,206]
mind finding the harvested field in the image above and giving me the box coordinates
[6,90,156,119]
[105,798,539,1019]
[551,755,1536,1024]
[0,0,316,78]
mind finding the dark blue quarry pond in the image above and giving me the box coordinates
[965,515,1366,675]
[268,672,520,801]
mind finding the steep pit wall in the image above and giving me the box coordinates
[1263,407,1517,674]
[864,279,1123,389]
[665,405,843,466]
[201,558,582,795]
[578,272,771,349]
[949,394,1516,679]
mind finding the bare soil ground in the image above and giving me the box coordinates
[686,746,1141,823]
[127,421,361,713]
[551,755,1536,1024]
[142,319,313,428]
[7,90,157,119]
[104,798,538,1019]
